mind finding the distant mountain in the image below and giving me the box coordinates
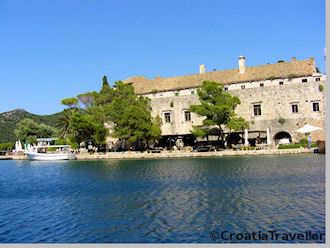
[0,109,63,143]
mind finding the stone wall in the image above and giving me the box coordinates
[147,75,326,142]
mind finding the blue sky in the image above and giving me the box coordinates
[0,0,325,114]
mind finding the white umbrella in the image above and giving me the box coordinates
[296,124,322,134]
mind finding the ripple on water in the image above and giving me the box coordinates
[0,154,325,243]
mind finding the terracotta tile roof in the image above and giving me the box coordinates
[124,58,316,94]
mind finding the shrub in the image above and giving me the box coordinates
[47,147,58,152]
[277,60,285,63]
[319,84,324,92]
[55,138,68,145]
[288,74,298,81]
[0,143,14,151]
[299,138,308,145]
[278,142,317,149]
[267,76,277,80]
[69,141,79,149]
[174,92,179,96]
[240,146,255,150]
[239,145,256,151]
[278,118,285,125]
[278,143,304,149]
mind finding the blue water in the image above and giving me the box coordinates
[0,154,325,243]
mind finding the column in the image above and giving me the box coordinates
[266,128,271,145]
[244,129,249,146]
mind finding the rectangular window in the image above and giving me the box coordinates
[224,87,228,91]
[302,78,308,83]
[291,104,298,113]
[279,81,284,85]
[313,102,320,112]
[241,85,245,89]
[164,112,171,123]
[184,111,191,121]
[316,78,320,82]
[253,104,262,116]
[260,83,264,87]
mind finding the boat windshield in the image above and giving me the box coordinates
[37,145,71,153]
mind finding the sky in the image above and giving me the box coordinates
[0,0,325,115]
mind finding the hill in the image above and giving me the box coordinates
[0,109,63,143]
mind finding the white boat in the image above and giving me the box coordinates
[25,138,76,161]
[25,150,76,161]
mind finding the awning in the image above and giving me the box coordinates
[296,124,322,134]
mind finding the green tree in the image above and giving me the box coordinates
[147,116,162,144]
[68,111,108,145]
[100,75,111,94]
[77,91,97,108]
[106,81,161,149]
[95,76,114,106]
[56,108,75,138]
[14,118,57,144]
[190,80,245,141]
[61,97,78,108]
[191,126,210,139]
[58,77,161,150]
[0,143,14,151]
[227,116,249,132]
[60,90,109,146]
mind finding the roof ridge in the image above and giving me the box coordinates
[125,58,314,82]
[125,57,316,94]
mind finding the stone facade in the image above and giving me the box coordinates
[125,57,326,144]
[144,74,325,143]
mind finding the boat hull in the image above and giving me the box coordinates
[25,152,76,161]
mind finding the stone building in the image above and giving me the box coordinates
[124,57,326,147]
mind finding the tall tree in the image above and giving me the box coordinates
[190,80,246,142]
[58,77,161,150]
[95,76,114,105]
[100,75,111,94]
[106,81,161,149]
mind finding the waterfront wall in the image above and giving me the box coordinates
[75,148,313,160]
[1,148,315,161]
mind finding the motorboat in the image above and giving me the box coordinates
[25,147,76,160]
[25,138,76,161]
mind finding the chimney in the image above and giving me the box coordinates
[199,64,206,74]
[238,56,246,74]
[291,56,297,62]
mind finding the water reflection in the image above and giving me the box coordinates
[0,154,325,243]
